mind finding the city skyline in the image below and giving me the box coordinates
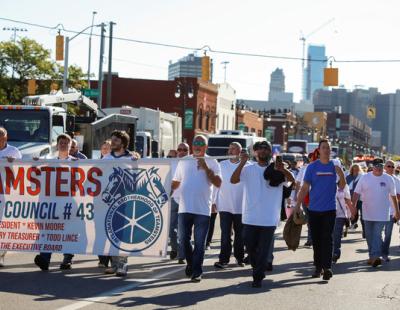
[1,0,400,102]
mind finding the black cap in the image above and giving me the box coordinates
[253,140,272,151]
[372,157,384,167]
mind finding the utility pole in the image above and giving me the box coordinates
[98,23,106,109]
[87,11,97,88]
[106,21,116,108]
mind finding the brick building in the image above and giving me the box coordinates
[91,74,217,144]
[235,109,263,137]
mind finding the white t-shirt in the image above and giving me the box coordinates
[241,163,283,227]
[389,175,400,215]
[336,184,351,218]
[102,150,132,160]
[173,155,221,216]
[217,160,245,214]
[354,172,396,221]
[170,156,189,203]
[0,144,22,159]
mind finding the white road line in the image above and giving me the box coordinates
[57,225,285,310]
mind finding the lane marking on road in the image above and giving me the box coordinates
[57,225,284,310]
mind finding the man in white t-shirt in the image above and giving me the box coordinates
[231,141,294,288]
[172,135,222,282]
[214,142,246,269]
[381,160,400,261]
[0,127,22,267]
[102,130,139,277]
[168,143,189,263]
[353,158,399,267]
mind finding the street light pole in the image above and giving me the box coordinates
[98,23,106,109]
[87,11,97,88]
[175,78,194,142]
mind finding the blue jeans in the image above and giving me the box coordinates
[382,216,394,257]
[178,212,210,277]
[39,252,74,264]
[364,220,385,259]
[333,217,347,258]
[219,212,244,264]
[243,224,275,281]
[266,235,275,264]
[169,198,184,259]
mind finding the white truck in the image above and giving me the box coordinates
[1,90,138,159]
[101,106,182,158]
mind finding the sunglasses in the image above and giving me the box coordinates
[177,148,188,152]
[193,141,206,147]
[386,165,395,168]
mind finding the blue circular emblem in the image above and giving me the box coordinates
[105,194,163,252]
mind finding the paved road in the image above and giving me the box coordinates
[1,222,400,310]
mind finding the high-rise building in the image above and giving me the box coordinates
[303,45,327,102]
[268,68,293,102]
[168,53,213,81]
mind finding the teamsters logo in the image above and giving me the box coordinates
[102,167,168,252]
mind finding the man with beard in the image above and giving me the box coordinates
[103,130,139,277]
[231,141,293,288]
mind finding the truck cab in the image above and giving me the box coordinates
[0,105,67,159]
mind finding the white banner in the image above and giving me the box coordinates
[0,159,171,257]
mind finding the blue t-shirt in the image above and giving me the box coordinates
[304,160,337,212]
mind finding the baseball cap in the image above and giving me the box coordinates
[372,158,384,168]
[253,140,272,151]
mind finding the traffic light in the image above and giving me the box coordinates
[27,79,36,95]
[324,68,338,86]
[201,56,210,82]
[56,35,64,61]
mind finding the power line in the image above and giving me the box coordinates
[2,16,400,64]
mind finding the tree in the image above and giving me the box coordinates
[0,38,87,104]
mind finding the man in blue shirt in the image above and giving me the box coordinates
[295,139,349,281]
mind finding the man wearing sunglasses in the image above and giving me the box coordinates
[169,143,189,263]
[352,158,400,267]
[381,160,400,261]
[231,141,293,288]
[172,135,222,282]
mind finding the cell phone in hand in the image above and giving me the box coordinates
[276,155,283,164]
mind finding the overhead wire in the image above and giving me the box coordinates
[2,16,400,64]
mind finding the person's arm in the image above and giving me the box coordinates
[351,192,360,211]
[294,181,310,212]
[391,195,400,221]
[197,159,222,187]
[335,165,346,190]
[230,152,249,184]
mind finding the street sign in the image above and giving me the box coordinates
[82,88,99,98]
[184,108,193,129]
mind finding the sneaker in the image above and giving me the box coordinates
[367,258,373,266]
[170,250,178,260]
[304,241,312,247]
[265,262,273,272]
[243,255,250,265]
[34,255,49,271]
[371,258,382,268]
[236,259,245,267]
[382,255,391,262]
[98,262,107,268]
[252,279,262,288]
[332,254,340,263]
[214,261,228,269]
[185,265,193,278]
[60,262,72,270]
[322,269,333,281]
[0,255,4,267]
[191,275,202,282]
[116,263,128,277]
[311,269,323,278]
[205,244,211,250]
[178,259,185,264]
[105,266,117,274]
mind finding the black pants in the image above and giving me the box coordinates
[206,212,218,245]
[219,212,244,264]
[243,224,275,281]
[308,210,336,271]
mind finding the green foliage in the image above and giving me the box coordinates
[0,38,87,104]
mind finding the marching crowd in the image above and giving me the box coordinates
[1,126,400,288]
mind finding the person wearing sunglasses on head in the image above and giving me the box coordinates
[169,143,189,264]
[171,135,222,283]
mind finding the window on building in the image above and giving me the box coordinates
[198,108,203,129]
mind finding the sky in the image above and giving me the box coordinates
[1,0,400,102]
